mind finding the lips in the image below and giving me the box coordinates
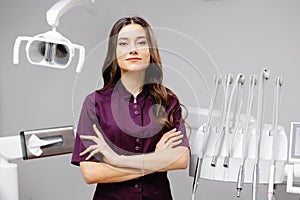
[126,57,142,61]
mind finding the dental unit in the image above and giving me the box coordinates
[188,68,295,200]
[13,0,96,73]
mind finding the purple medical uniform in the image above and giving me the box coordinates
[71,82,190,200]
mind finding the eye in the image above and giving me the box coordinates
[137,40,147,46]
[118,42,128,46]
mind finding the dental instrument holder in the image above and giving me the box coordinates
[0,125,75,200]
[13,0,96,73]
[188,109,288,182]
[187,72,288,198]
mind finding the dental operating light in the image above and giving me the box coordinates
[13,0,96,73]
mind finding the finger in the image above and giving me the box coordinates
[161,128,177,140]
[93,124,104,140]
[165,137,174,146]
[79,145,98,156]
[80,135,100,144]
[171,139,183,147]
[164,131,181,143]
[85,149,100,160]
[171,133,184,141]
[165,133,183,147]
[79,148,89,157]
[80,135,97,141]
[160,130,179,144]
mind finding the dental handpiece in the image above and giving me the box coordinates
[236,165,244,197]
[267,164,275,200]
[252,163,259,200]
[192,157,203,200]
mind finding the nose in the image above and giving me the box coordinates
[129,49,138,55]
[129,43,138,55]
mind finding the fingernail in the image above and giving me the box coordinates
[177,131,181,134]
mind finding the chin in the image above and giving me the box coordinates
[122,64,149,72]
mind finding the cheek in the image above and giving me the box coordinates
[116,47,127,67]
[142,49,150,63]
[116,47,127,59]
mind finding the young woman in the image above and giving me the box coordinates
[71,16,190,200]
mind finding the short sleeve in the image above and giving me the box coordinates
[169,95,190,149]
[71,93,101,166]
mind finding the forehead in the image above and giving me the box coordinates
[118,24,146,39]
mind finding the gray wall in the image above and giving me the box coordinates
[1,0,300,199]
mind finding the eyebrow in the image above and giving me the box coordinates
[118,36,147,40]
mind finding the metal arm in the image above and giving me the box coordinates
[46,0,96,28]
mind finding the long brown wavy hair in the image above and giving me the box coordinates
[101,16,179,130]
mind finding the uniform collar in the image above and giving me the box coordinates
[114,81,148,102]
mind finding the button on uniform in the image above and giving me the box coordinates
[135,146,139,151]
[134,184,139,188]
[136,138,140,142]
[134,111,139,115]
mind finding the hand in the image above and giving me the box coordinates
[79,124,120,165]
[155,128,183,152]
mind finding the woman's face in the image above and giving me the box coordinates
[116,24,150,74]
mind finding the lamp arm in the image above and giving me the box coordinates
[46,0,96,28]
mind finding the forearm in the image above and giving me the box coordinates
[117,146,189,172]
[80,146,189,184]
[80,161,146,184]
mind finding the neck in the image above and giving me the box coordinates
[121,70,145,98]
